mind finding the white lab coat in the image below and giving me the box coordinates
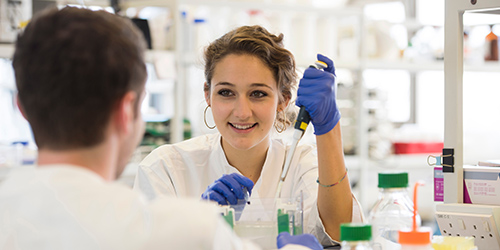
[134,133,365,246]
[0,164,285,250]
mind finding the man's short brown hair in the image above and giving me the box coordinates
[13,7,147,150]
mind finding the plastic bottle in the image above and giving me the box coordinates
[398,182,433,250]
[484,25,498,61]
[179,11,193,53]
[369,172,420,250]
[340,223,373,250]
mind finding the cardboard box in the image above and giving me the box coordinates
[434,166,500,206]
[434,167,444,202]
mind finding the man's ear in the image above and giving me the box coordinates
[114,91,137,134]
[204,82,211,106]
[16,95,28,120]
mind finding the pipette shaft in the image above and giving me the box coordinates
[275,61,327,199]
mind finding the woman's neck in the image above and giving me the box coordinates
[221,138,270,184]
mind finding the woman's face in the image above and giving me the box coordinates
[206,54,285,152]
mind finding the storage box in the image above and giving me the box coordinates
[393,142,444,154]
[434,166,500,206]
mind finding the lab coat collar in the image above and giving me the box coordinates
[210,133,286,199]
[36,164,106,181]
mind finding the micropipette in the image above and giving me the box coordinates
[275,60,328,199]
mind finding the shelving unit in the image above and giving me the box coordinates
[124,0,361,15]
[435,1,500,249]
[442,0,500,204]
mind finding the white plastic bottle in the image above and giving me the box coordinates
[369,172,420,250]
[340,223,373,250]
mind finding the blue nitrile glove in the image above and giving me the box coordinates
[201,173,254,206]
[296,54,341,135]
[277,232,322,250]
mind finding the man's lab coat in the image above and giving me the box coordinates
[0,165,268,250]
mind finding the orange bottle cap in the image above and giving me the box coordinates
[399,181,431,245]
[399,228,431,245]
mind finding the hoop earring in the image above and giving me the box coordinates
[274,110,286,133]
[204,105,216,129]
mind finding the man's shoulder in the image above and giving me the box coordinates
[145,198,226,241]
[150,197,219,215]
[0,165,141,205]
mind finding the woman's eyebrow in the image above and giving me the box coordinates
[214,81,234,87]
[250,83,273,90]
[214,82,273,90]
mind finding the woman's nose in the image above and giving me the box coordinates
[233,97,252,119]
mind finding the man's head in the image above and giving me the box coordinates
[13,7,147,152]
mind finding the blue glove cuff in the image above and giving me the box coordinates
[313,110,341,136]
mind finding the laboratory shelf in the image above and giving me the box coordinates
[443,0,500,204]
[144,49,175,63]
[439,1,500,248]
[56,0,110,7]
[355,59,500,72]
[145,80,174,94]
[65,0,361,15]
[364,59,444,72]
[464,61,500,72]
[121,0,361,16]
[369,154,433,170]
[344,155,361,170]
[296,60,361,71]
[345,154,430,171]
[0,44,15,59]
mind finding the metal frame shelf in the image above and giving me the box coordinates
[443,0,500,204]
[437,1,500,248]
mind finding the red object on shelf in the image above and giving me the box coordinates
[393,142,444,154]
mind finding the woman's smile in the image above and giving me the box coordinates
[229,122,258,133]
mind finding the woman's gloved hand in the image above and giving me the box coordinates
[201,173,254,205]
[277,232,322,250]
[296,54,340,135]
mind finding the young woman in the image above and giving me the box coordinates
[134,25,364,245]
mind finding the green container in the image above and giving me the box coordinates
[378,172,409,188]
[340,223,372,242]
[277,209,289,233]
